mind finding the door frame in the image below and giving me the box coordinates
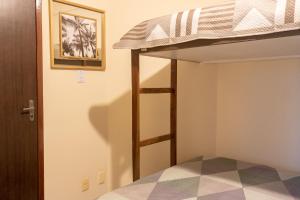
[36,0,44,200]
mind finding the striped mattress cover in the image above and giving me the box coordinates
[97,156,300,200]
[113,0,300,49]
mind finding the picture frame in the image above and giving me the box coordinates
[49,0,106,71]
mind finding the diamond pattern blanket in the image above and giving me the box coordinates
[98,157,300,200]
[113,0,300,49]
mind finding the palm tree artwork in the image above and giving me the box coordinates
[60,13,97,59]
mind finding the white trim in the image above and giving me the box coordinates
[192,8,201,34]
[275,0,287,25]
[295,0,300,22]
[170,12,178,38]
[180,10,190,36]
[203,55,300,64]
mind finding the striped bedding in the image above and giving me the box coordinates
[113,0,300,49]
[98,157,300,200]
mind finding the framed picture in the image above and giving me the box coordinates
[49,0,106,70]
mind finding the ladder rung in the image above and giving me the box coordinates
[139,88,175,94]
[140,134,173,147]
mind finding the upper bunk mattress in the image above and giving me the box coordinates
[98,156,300,200]
[113,0,300,49]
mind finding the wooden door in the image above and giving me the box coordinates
[0,0,40,199]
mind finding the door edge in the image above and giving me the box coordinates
[36,0,44,199]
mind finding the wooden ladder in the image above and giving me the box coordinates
[131,50,177,181]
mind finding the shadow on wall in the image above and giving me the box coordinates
[107,63,174,189]
[88,60,218,190]
[89,63,172,189]
[89,105,109,143]
[87,58,300,196]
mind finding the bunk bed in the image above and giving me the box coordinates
[99,0,300,199]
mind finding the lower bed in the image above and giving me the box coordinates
[98,156,300,200]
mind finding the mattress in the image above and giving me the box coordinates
[98,156,300,200]
[113,0,300,49]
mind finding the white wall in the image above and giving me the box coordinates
[216,59,300,172]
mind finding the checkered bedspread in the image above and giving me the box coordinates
[98,157,300,200]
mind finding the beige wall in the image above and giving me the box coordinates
[107,60,218,189]
[43,0,300,199]
[216,59,300,172]
[43,0,219,200]
[105,0,220,190]
[43,0,111,200]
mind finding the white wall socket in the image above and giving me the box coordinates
[81,178,89,192]
[97,171,105,185]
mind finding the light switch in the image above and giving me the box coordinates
[77,70,86,83]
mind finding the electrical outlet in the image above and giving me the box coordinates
[97,171,105,185]
[81,178,89,192]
